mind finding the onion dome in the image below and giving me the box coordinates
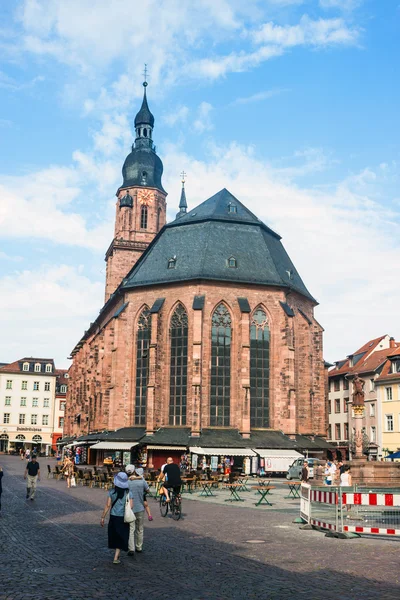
[134,83,154,128]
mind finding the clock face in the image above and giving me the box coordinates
[138,190,153,205]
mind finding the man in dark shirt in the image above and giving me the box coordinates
[300,460,310,483]
[161,457,182,502]
[24,455,40,501]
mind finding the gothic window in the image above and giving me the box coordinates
[169,304,188,426]
[140,205,148,229]
[210,303,232,426]
[135,308,151,425]
[250,308,270,428]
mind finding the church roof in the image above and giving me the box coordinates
[123,188,316,303]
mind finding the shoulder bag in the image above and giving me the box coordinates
[124,492,135,523]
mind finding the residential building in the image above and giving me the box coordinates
[64,78,327,466]
[0,358,65,454]
[328,335,399,459]
[52,369,68,450]
[376,346,400,455]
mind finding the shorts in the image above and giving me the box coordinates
[163,482,181,494]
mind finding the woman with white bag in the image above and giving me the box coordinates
[100,472,134,564]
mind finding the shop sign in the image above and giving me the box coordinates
[17,427,42,432]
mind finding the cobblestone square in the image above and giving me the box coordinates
[1,455,399,600]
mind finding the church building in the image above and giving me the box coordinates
[64,81,327,467]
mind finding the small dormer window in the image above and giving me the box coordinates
[227,257,237,268]
[141,171,147,185]
[34,363,41,372]
[168,257,176,269]
[23,362,29,372]
[228,203,237,214]
[45,364,52,373]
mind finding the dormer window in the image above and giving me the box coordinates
[228,203,237,214]
[22,362,29,372]
[168,257,176,269]
[45,364,52,373]
[34,363,41,372]
[392,359,400,374]
[141,171,147,185]
[227,257,237,268]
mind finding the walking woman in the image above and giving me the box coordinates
[61,455,74,488]
[101,472,132,564]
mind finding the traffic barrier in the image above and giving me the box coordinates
[299,484,400,538]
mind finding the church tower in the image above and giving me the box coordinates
[105,80,167,301]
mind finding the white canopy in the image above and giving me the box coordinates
[189,447,256,457]
[90,441,138,450]
[254,449,302,458]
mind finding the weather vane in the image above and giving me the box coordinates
[181,170,186,185]
[143,63,148,87]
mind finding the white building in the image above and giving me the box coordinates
[0,358,66,454]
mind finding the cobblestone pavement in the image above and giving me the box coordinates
[1,455,400,600]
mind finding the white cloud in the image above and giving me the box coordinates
[252,15,360,47]
[319,0,362,10]
[230,88,290,105]
[163,105,190,127]
[189,46,284,80]
[162,141,400,361]
[0,70,44,91]
[193,102,214,134]
[0,265,103,366]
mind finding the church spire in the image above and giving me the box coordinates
[176,171,187,219]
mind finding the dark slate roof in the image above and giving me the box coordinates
[123,188,316,303]
[293,435,333,451]
[121,147,165,192]
[105,427,146,442]
[134,87,154,127]
[141,428,191,446]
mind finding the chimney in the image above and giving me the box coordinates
[390,337,396,348]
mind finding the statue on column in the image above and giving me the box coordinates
[352,373,365,407]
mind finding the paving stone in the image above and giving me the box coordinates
[0,456,399,600]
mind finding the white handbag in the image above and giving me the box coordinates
[71,476,76,487]
[124,493,135,523]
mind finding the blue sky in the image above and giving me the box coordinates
[0,0,399,367]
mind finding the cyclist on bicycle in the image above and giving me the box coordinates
[161,457,182,503]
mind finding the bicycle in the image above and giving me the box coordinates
[159,486,182,521]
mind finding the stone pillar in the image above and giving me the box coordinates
[146,313,158,435]
[191,309,203,436]
[353,405,365,460]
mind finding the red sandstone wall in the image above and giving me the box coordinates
[65,282,325,438]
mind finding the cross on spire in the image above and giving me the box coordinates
[142,63,148,87]
[181,170,186,185]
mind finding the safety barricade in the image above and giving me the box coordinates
[340,490,400,536]
[299,484,400,537]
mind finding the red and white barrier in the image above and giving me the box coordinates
[343,525,400,536]
[342,492,400,506]
[311,489,338,505]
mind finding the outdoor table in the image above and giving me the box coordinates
[224,483,244,502]
[257,478,271,487]
[252,486,275,506]
[181,477,195,494]
[236,477,250,492]
[199,481,216,497]
[284,481,301,499]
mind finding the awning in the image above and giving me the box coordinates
[189,447,256,457]
[71,440,98,446]
[146,445,187,451]
[254,449,302,459]
[91,441,138,450]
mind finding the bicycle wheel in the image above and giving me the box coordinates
[171,495,182,521]
[159,494,168,517]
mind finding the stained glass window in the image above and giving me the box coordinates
[250,308,270,427]
[169,304,188,426]
[135,308,151,425]
[210,303,231,426]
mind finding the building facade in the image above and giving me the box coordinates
[328,335,399,459]
[376,347,400,455]
[0,358,66,454]
[65,82,326,457]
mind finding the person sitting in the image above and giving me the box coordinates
[161,457,182,503]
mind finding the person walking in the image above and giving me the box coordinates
[24,455,40,501]
[20,448,24,461]
[0,465,3,515]
[61,456,74,488]
[100,472,132,564]
[125,465,150,556]
[300,460,310,483]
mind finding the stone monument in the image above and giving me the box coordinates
[349,373,400,485]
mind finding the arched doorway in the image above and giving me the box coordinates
[32,435,43,452]
[15,434,26,452]
[0,433,9,453]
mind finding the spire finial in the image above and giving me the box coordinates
[177,170,188,218]
[181,170,186,186]
[143,63,148,88]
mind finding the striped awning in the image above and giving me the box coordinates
[90,441,138,450]
[189,447,256,457]
[146,445,187,451]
